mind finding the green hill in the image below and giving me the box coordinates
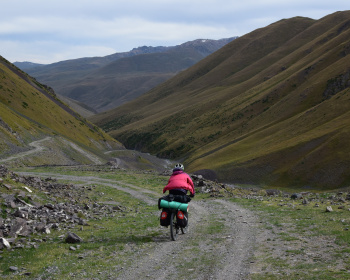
[0,56,123,166]
[91,11,350,189]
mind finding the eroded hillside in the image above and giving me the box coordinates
[0,56,123,166]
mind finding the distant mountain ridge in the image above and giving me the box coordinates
[14,61,45,70]
[90,10,350,189]
[17,38,237,113]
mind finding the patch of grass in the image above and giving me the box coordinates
[278,232,299,241]
[0,168,166,279]
[1,209,161,279]
[285,248,304,255]
[230,192,350,279]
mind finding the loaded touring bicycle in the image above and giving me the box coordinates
[158,194,190,241]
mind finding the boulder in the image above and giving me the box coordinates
[14,209,28,219]
[302,198,309,205]
[23,186,32,193]
[9,217,30,237]
[266,189,281,196]
[0,237,11,249]
[9,266,18,272]
[35,223,51,234]
[291,193,303,200]
[0,165,8,177]
[197,180,205,187]
[65,232,83,244]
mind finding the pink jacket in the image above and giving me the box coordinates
[163,170,195,195]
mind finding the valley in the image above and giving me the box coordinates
[91,10,350,189]
[1,9,350,279]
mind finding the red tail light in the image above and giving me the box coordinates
[161,211,168,219]
[177,210,184,219]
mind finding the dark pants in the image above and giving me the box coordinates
[169,189,187,195]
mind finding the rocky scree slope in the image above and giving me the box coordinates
[0,165,124,253]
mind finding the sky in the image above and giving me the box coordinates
[1,0,349,64]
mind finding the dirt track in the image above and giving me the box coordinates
[117,200,258,280]
[19,172,259,279]
[0,137,52,163]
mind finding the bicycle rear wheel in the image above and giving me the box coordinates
[170,211,178,241]
[181,212,188,234]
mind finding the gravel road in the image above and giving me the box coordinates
[19,172,259,279]
[117,199,258,280]
[0,137,52,163]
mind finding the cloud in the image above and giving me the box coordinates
[0,39,116,64]
[0,0,349,63]
[0,15,235,63]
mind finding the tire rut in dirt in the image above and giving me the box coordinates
[116,201,208,280]
[211,199,258,280]
[116,199,257,280]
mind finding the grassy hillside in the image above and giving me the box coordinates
[0,56,123,166]
[91,11,350,189]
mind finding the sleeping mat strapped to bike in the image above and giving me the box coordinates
[159,199,189,212]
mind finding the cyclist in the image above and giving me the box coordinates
[161,163,194,233]
[163,163,195,198]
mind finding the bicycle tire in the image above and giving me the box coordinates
[181,213,188,234]
[170,211,178,241]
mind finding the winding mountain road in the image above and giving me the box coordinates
[0,136,103,165]
[0,137,52,163]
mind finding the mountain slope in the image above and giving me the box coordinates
[56,94,98,118]
[20,38,236,112]
[0,56,123,166]
[91,11,350,189]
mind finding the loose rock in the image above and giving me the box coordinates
[0,237,11,249]
[291,193,303,200]
[65,232,83,244]
[9,266,18,272]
